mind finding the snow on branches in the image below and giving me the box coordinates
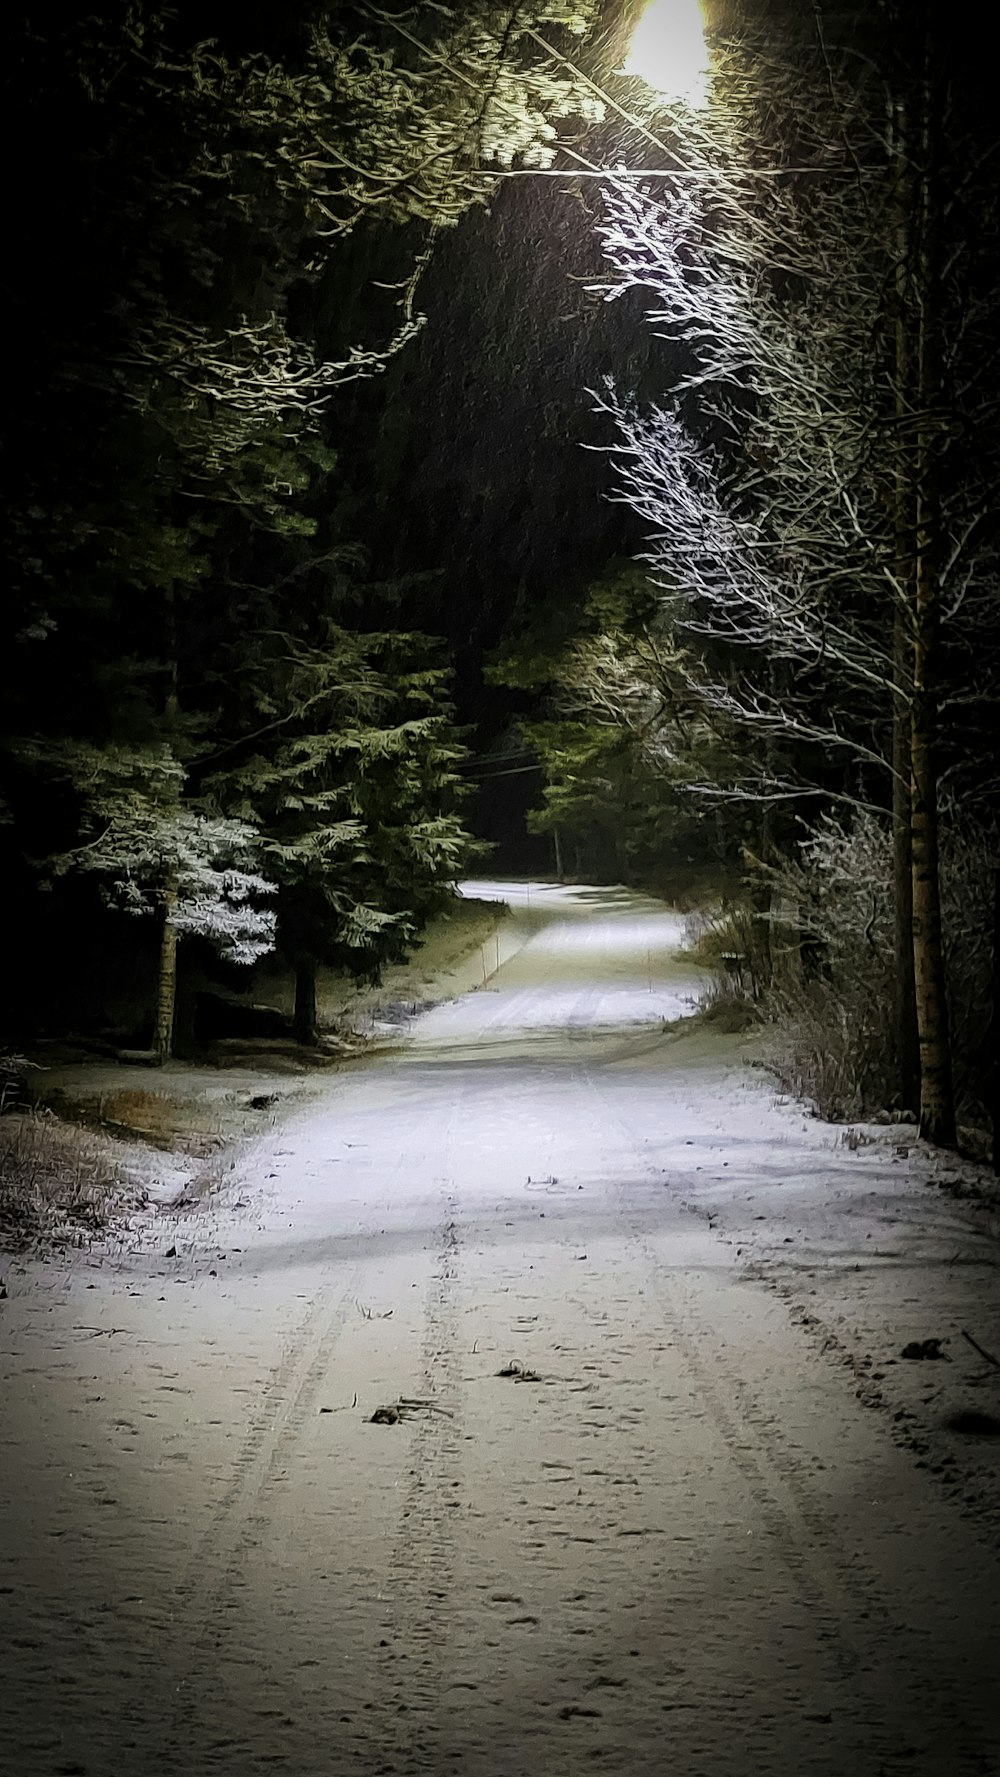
[333,5,604,224]
[588,22,1000,813]
[21,741,276,966]
[585,35,906,794]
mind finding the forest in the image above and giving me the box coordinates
[3,0,997,1159]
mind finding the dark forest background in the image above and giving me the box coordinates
[2,3,996,1155]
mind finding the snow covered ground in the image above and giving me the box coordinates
[1,881,998,1775]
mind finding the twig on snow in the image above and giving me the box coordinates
[961,1328,1000,1371]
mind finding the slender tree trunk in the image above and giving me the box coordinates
[552,827,564,881]
[172,964,197,1060]
[892,656,919,1114]
[153,868,179,1064]
[892,100,921,1116]
[910,39,956,1148]
[293,952,318,1046]
[753,659,796,994]
[987,867,994,1172]
[152,583,182,1065]
[910,704,953,1144]
[992,867,999,1175]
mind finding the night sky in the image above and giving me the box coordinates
[324,186,656,648]
[311,100,680,859]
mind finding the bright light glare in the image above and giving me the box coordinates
[619,0,710,107]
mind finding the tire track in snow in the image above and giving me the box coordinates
[371,1193,466,1775]
[163,1096,464,1773]
[155,1266,367,1774]
[580,1054,999,1773]
[174,1268,364,1623]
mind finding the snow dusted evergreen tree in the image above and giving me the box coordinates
[5,4,603,1055]
[488,564,740,882]
[204,621,470,1045]
[9,740,275,1059]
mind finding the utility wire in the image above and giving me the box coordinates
[370,6,832,181]
[472,763,542,779]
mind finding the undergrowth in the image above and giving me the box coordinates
[0,1109,137,1250]
[687,809,994,1133]
[761,969,900,1122]
[684,902,767,1033]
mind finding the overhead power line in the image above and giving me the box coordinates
[371,6,832,182]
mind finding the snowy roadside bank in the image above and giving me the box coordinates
[616,1019,1000,1532]
[2,890,517,1238]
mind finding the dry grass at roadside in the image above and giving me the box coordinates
[0,1110,145,1250]
[682,903,764,1033]
[1,894,514,1253]
[47,1083,230,1156]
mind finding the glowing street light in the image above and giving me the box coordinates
[618,0,710,107]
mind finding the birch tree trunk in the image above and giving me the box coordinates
[892,635,919,1114]
[892,101,921,1117]
[910,691,953,1144]
[910,37,956,1148]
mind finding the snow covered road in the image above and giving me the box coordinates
[2,882,998,1776]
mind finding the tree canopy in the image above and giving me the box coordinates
[3,2,606,1054]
